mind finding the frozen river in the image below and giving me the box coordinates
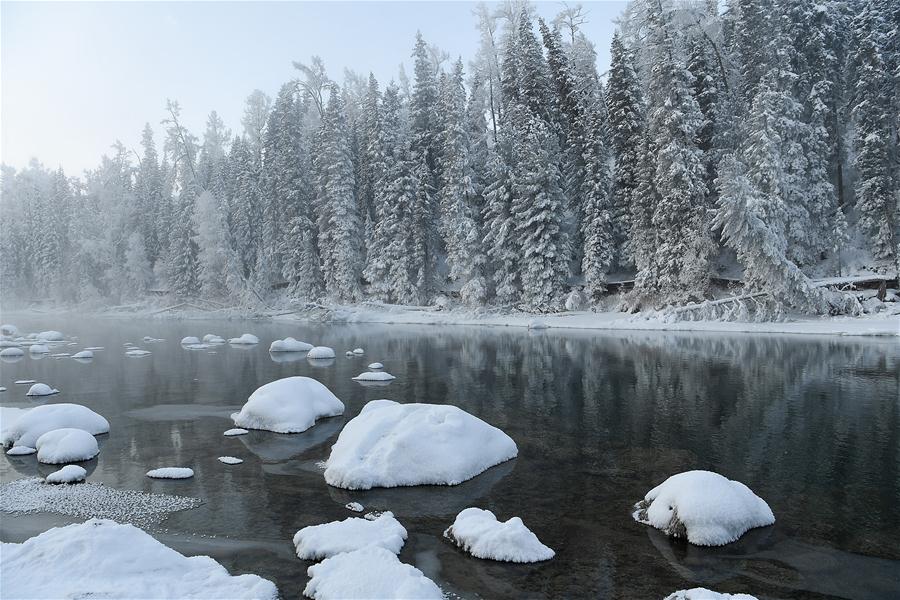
[1,315,899,598]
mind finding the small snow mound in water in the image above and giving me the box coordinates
[218,456,243,465]
[26,383,59,397]
[203,334,226,343]
[71,350,94,359]
[0,347,25,357]
[184,343,210,350]
[304,546,442,600]
[527,319,548,330]
[269,337,313,352]
[307,346,336,360]
[15,379,36,384]
[345,351,354,357]
[1,403,109,448]
[324,400,518,490]
[632,470,774,546]
[6,446,36,456]
[1,324,19,336]
[29,344,50,354]
[352,371,396,382]
[229,333,259,345]
[0,387,5,392]
[180,336,201,345]
[125,349,151,357]
[36,330,64,342]
[444,508,554,563]
[45,465,87,484]
[231,376,344,433]
[293,511,407,559]
[146,467,194,479]
[223,428,249,436]
[36,428,100,464]
[352,348,364,355]
[367,362,384,370]
[0,519,277,599]
[665,589,758,600]
[345,502,364,512]
[84,346,104,351]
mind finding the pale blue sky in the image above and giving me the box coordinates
[2,1,626,174]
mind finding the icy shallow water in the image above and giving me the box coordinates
[1,315,899,599]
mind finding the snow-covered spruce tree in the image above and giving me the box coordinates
[314,88,363,302]
[606,32,647,269]
[733,0,774,107]
[134,124,164,268]
[384,147,423,305]
[358,73,384,235]
[850,1,898,267]
[437,59,486,304]
[193,190,240,299]
[510,13,557,126]
[509,106,570,312]
[124,231,153,295]
[580,109,615,303]
[481,145,519,305]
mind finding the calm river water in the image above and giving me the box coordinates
[1,315,898,599]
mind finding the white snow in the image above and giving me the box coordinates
[36,428,100,464]
[15,379,36,384]
[269,337,314,352]
[345,502,364,512]
[232,376,344,434]
[180,336,201,345]
[632,470,775,546]
[203,334,226,343]
[224,428,249,436]
[307,346,336,360]
[293,511,407,560]
[368,362,384,369]
[304,546,442,600]
[324,400,518,490]
[218,456,243,465]
[6,445,36,455]
[25,383,59,396]
[352,348,364,355]
[84,346,104,351]
[146,467,194,479]
[0,387,5,392]
[36,330,64,341]
[664,589,758,600]
[45,464,87,484]
[28,344,50,354]
[443,508,554,563]
[1,323,19,336]
[0,519,277,599]
[229,333,259,345]
[352,371,396,382]
[528,319,548,330]
[125,349,152,357]
[0,347,25,357]
[1,403,109,448]
[71,350,94,359]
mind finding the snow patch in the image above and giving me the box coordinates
[146,467,194,479]
[293,511,407,560]
[71,350,94,359]
[304,546,442,600]
[352,371,396,382]
[6,445,36,456]
[224,428,249,436]
[443,507,554,563]
[218,456,243,465]
[45,465,87,484]
[36,428,100,464]
[231,376,344,434]
[126,349,152,357]
[664,589,758,600]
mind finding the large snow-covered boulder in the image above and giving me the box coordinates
[270,337,314,352]
[664,589,758,600]
[26,383,59,397]
[293,511,407,560]
[324,400,518,490]
[307,346,336,360]
[632,470,775,546]
[231,376,344,434]
[1,403,109,449]
[352,371,395,382]
[304,546,442,600]
[203,334,226,343]
[0,519,277,599]
[0,347,25,358]
[443,508,554,563]
[229,333,259,345]
[36,428,100,464]
[45,464,88,484]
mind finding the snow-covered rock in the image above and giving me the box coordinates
[36,330,64,341]
[293,511,407,560]
[29,344,50,354]
[269,337,314,352]
[45,464,87,484]
[84,346,104,351]
[352,371,395,382]
[0,519,277,599]
[125,349,151,357]
[0,347,25,357]
[229,333,259,345]
[1,403,109,448]
[352,348,365,355]
[26,383,59,397]
[15,379,36,384]
[6,445,36,456]
[1,323,19,336]
[324,400,518,490]
[443,508,554,563]
[368,362,384,370]
[36,428,100,464]
[203,334,226,343]
[146,467,194,479]
[345,502,364,512]
[224,428,249,436]
[0,386,5,392]
[345,351,354,357]
[664,589,758,600]
[527,319,548,330]
[304,546,442,600]
[180,336,201,345]
[218,456,243,465]
[307,346,336,360]
[232,376,344,433]
[71,350,94,359]
[632,470,775,546]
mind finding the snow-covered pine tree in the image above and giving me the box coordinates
[580,109,615,303]
[134,124,164,268]
[481,145,519,306]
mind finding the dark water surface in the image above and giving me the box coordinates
[1,315,898,599]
